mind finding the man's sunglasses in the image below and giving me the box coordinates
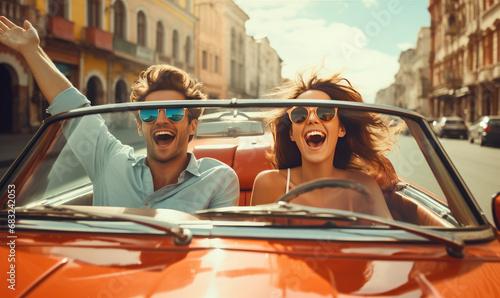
[139,108,187,123]
[287,106,338,124]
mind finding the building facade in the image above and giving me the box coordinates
[194,0,282,100]
[0,0,196,133]
[224,0,248,99]
[246,37,282,98]
[429,0,500,122]
[0,0,282,134]
[194,0,226,99]
[374,27,431,116]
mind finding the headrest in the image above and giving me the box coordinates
[192,144,238,167]
[233,145,272,189]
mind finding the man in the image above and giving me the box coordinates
[0,16,239,213]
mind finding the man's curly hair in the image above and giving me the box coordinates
[130,64,206,122]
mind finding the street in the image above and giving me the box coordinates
[438,138,500,224]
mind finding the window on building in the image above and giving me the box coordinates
[88,0,101,28]
[173,30,179,60]
[484,31,493,66]
[115,80,128,103]
[497,29,500,63]
[215,55,219,73]
[49,0,66,18]
[202,50,207,70]
[231,28,236,56]
[467,44,474,71]
[114,0,126,39]
[137,11,147,47]
[86,76,103,106]
[239,34,244,57]
[185,36,192,65]
[239,63,243,88]
[156,21,164,53]
[231,60,236,87]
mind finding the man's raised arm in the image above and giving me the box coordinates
[0,16,72,104]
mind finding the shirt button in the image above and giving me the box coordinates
[145,202,149,206]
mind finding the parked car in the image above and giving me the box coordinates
[433,116,468,139]
[1,100,500,297]
[468,115,500,146]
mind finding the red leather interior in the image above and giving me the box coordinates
[234,145,272,205]
[193,143,272,206]
[192,144,238,168]
[386,191,448,226]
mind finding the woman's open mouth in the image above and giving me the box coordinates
[304,131,326,149]
[153,130,175,146]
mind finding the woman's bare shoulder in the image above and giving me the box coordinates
[254,169,289,190]
[255,169,284,180]
[251,169,288,205]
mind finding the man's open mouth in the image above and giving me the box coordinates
[304,131,326,149]
[153,130,175,146]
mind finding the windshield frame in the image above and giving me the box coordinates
[0,99,492,237]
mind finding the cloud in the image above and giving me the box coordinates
[362,0,379,7]
[239,1,400,103]
[397,42,414,51]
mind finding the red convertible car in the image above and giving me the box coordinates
[1,99,500,297]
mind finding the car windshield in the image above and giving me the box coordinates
[0,101,483,234]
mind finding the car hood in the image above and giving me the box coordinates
[4,233,500,297]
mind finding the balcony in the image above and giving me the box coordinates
[85,27,113,51]
[156,52,171,64]
[0,1,42,28]
[113,36,136,56]
[463,71,477,86]
[0,1,25,24]
[493,63,500,79]
[443,69,461,87]
[48,16,74,41]
[136,45,154,63]
[113,38,155,65]
[478,66,493,82]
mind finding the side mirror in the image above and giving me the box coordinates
[492,192,500,230]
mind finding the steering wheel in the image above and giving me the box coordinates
[276,179,372,203]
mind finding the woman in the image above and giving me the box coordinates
[251,70,397,219]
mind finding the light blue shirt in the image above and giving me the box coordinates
[48,87,239,214]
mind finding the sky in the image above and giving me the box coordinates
[235,0,430,103]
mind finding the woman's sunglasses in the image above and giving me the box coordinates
[287,106,338,124]
[139,108,187,123]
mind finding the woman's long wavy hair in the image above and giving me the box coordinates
[267,70,398,188]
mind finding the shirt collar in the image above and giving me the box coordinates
[132,155,147,167]
[185,152,201,177]
[132,152,200,176]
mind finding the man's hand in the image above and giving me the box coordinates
[0,16,39,56]
[0,15,71,103]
